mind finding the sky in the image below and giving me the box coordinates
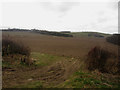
[0,0,119,34]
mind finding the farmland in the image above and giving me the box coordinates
[2,31,120,88]
[2,31,117,57]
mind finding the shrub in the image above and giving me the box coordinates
[106,34,120,46]
[2,35,35,66]
[86,46,119,74]
[2,35,30,57]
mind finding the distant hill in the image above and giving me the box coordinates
[60,31,71,33]
[1,28,30,32]
[31,29,73,37]
[1,28,111,38]
[71,32,110,38]
[2,28,73,37]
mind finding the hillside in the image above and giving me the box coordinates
[71,32,111,38]
[1,29,111,38]
[2,29,73,37]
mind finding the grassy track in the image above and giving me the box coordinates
[58,71,120,88]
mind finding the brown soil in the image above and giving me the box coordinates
[2,58,82,88]
[2,31,118,58]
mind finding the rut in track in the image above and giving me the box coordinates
[37,59,83,86]
[3,58,84,88]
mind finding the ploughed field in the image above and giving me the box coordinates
[2,31,118,58]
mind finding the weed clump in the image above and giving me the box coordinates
[2,35,35,66]
[2,35,30,56]
[86,46,119,74]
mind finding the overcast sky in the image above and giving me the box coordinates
[1,0,119,34]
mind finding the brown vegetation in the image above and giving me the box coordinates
[86,46,119,74]
[106,34,120,46]
[2,35,30,56]
[2,35,35,66]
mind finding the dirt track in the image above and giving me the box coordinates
[3,58,83,88]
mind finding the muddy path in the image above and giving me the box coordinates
[3,58,84,88]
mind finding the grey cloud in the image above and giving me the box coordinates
[40,2,80,13]
[112,2,118,10]
[57,2,80,12]
[97,17,108,23]
[97,11,107,23]
[109,2,118,10]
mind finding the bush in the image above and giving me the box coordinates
[2,35,30,56]
[86,46,119,74]
[106,34,120,46]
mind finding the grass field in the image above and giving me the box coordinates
[2,31,119,88]
[71,32,111,37]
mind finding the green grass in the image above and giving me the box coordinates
[71,32,111,37]
[31,52,67,66]
[59,71,120,88]
[2,52,67,68]
[2,61,12,68]
[13,81,43,88]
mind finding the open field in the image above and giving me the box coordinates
[2,31,120,88]
[2,31,118,58]
[71,32,111,37]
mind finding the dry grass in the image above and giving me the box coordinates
[2,35,30,56]
[2,35,36,66]
[86,46,119,74]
